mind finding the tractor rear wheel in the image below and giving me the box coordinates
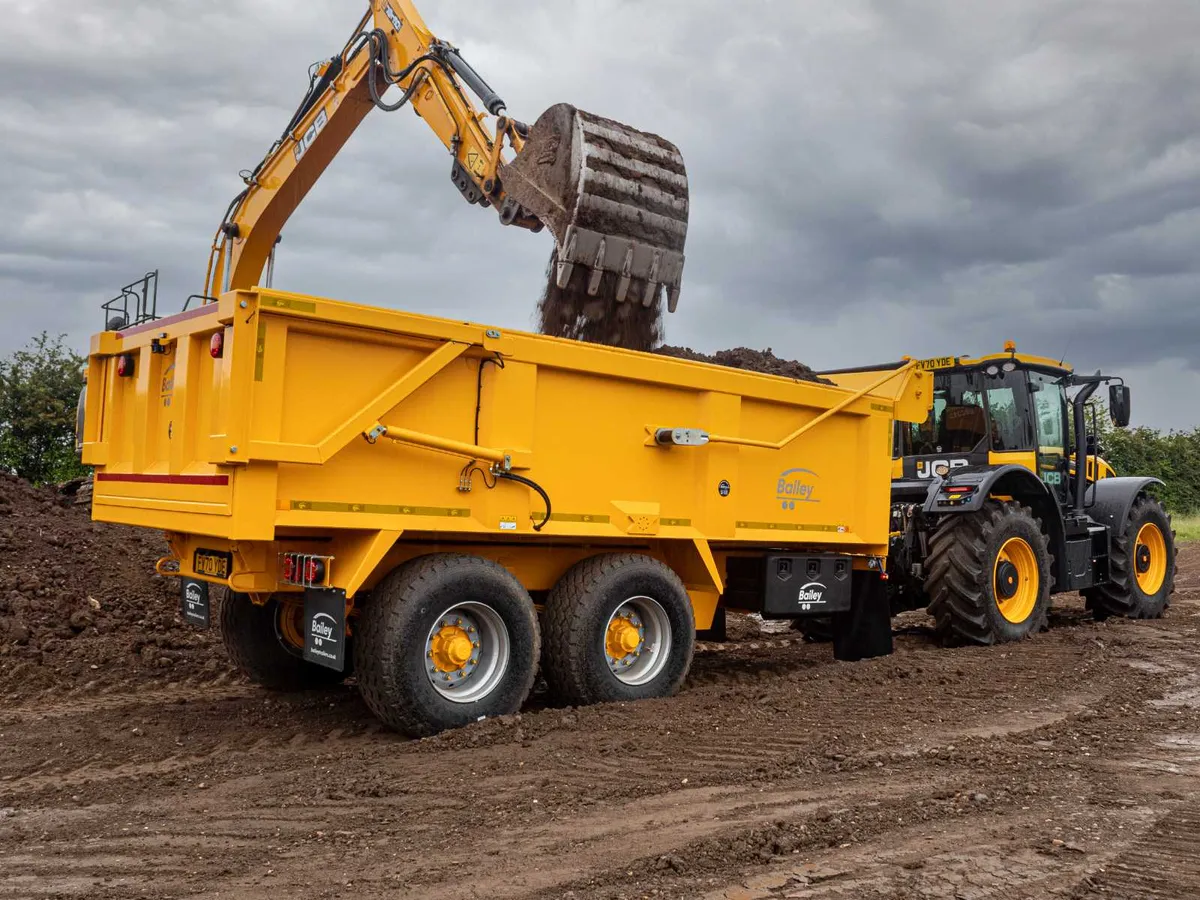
[355,554,540,737]
[219,591,345,691]
[541,554,695,707]
[925,501,1051,646]
[1084,496,1175,620]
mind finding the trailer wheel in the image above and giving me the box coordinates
[355,554,540,737]
[218,591,345,691]
[1085,495,1176,620]
[541,554,695,706]
[925,500,1051,646]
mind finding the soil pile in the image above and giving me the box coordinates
[656,345,833,384]
[0,474,225,700]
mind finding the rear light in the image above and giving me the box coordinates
[945,485,975,494]
[115,354,135,377]
[210,331,224,359]
[279,552,333,588]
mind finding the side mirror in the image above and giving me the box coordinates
[1109,384,1131,428]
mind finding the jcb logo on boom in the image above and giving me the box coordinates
[293,107,329,163]
[915,458,970,479]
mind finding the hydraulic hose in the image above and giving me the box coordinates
[496,472,551,532]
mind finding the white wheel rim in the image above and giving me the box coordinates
[604,596,672,686]
[424,602,510,703]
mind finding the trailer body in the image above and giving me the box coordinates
[83,289,929,733]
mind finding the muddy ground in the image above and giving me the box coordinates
[2,481,1199,899]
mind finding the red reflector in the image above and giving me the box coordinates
[282,555,295,582]
[946,485,975,494]
[305,558,325,584]
[115,354,134,377]
[209,331,224,359]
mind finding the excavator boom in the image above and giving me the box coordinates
[204,2,688,339]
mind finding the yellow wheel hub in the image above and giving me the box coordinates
[606,615,643,660]
[994,537,1039,624]
[277,599,306,650]
[1134,523,1167,595]
[430,625,475,673]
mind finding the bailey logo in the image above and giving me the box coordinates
[797,581,827,611]
[776,468,819,510]
[310,613,338,645]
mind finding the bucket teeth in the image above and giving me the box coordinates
[499,103,689,312]
[587,238,607,297]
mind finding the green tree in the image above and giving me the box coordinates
[1085,399,1200,514]
[0,333,88,485]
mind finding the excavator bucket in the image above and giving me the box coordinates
[500,104,689,350]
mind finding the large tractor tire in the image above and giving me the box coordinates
[219,591,346,692]
[1084,495,1176,620]
[926,501,1052,646]
[541,554,695,707]
[355,554,540,737]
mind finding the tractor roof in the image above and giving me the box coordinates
[908,342,1073,377]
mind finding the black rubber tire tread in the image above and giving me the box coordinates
[925,500,1052,647]
[355,554,540,737]
[218,591,344,692]
[541,553,695,707]
[789,617,834,643]
[1084,495,1176,620]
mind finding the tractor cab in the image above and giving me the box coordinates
[890,343,1122,507]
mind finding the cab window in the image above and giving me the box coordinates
[896,371,987,455]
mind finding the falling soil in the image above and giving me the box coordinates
[536,247,664,351]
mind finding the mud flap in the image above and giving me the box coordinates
[304,588,346,672]
[832,572,893,662]
[180,578,211,628]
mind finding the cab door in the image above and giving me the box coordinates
[1029,371,1071,504]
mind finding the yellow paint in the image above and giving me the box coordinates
[994,537,1039,624]
[606,615,642,659]
[1134,523,1167,595]
[430,625,474,672]
[84,290,931,625]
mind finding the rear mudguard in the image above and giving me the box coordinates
[1086,477,1164,534]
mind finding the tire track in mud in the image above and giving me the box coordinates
[1,549,1197,900]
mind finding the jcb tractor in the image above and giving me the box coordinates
[798,343,1176,646]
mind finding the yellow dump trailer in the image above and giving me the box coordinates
[83,289,930,735]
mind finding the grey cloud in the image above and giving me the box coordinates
[1,0,1197,429]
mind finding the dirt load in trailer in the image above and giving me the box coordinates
[81,289,930,735]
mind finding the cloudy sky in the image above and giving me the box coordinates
[2,0,1198,429]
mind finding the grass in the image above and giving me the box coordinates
[1175,514,1200,544]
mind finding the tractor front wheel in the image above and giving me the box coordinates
[925,501,1051,646]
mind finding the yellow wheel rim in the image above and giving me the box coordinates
[993,537,1039,624]
[277,599,306,649]
[1134,523,1167,595]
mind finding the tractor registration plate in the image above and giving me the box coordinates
[193,549,233,580]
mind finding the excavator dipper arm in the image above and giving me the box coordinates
[204,1,689,326]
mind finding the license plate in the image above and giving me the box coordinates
[193,549,233,580]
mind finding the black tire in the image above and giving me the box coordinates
[1084,495,1176,620]
[541,554,695,706]
[925,500,1051,646]
[789,617,833,643]
[355,554,540,737]
[219,591,345,691]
